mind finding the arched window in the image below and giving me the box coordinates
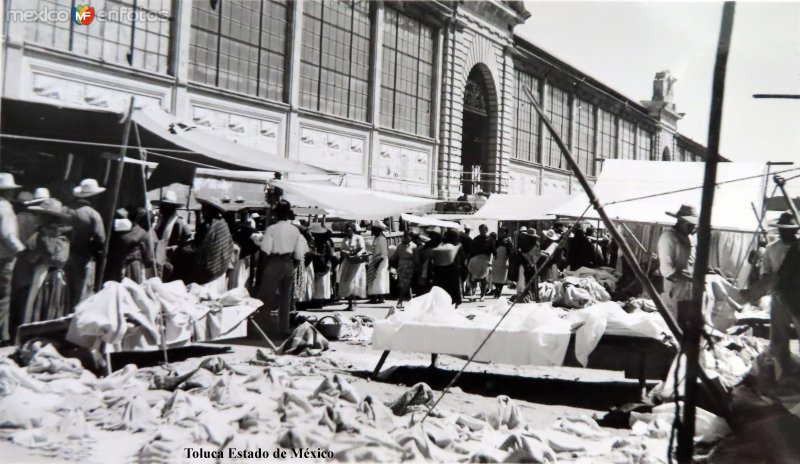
[662,146,672,161]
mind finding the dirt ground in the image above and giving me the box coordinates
[0,290,674,463]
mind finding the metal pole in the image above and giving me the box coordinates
[523,87,731,414]
[678,4,735,462]
[96,100,135,291]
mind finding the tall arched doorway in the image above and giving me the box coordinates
[461,66,496,194]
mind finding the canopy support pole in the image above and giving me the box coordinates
[96,100,135,292]
[679,4,735,462]
[523,86,731,417]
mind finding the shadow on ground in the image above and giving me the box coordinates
[352,365,657,411]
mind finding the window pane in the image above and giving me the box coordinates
[543,85,570,169]
[512,70,539,163]
[300,0,371,122]
[597,109,616,160]
[189,0,287,102]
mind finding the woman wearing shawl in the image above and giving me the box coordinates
[292,222,315,309]
[391,230,417,308]
[367,222,390,304]
[514,229,541,303]
[309,223,336,306]
[104,208,154,284]
[491,226,513,298]
[421,228,467,307]
[338,222,367,310]
[24,199,72,323]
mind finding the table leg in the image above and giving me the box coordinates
[372,350,390,379]
[639,351,648,398]
[249,317,279,351]
[430,353,439,368]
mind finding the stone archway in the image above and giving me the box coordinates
[461,64,498,194]
[662,146,672,161]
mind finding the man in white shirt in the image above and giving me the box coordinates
[256,200,308,337]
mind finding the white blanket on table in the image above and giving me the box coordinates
[67,278,261,351]
[372,288,672,367]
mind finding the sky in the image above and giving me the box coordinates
[516,1,800,164]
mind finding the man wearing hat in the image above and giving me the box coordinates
[0,173,24,344]
[66,178,107,307]
[759,211,800,380]
[153,190,192,281]
[257,200,308,337]
[657,204,699,319]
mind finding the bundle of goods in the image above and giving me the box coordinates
[0,341,672,463]
[66,277,261,353]
[539,276,612,309]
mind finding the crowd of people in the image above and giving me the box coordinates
[0,175,250,346]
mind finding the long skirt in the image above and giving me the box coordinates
[339,260,366,298]
[25,265,69,323]
[468,254,492,282]
[431,263,462,305]
[294,262,314,303]
[396,259,415,292]
[491,248,509,285]
[367,257,390,296]
[123,260,146,285]
[313,271,332,300]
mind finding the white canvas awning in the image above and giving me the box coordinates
[132,106,332,175]
[272,180,438,220]
[472,193,575,220]
[552,160,771,232]
[401,213,463,230]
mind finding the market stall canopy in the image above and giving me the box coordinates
[401,213,463,230]
[472,193,575,220]
[131,105,333,175]
[551,160,771,232]
[0,98,333,176]
[272,180,438,220]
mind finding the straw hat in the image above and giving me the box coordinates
[196,196,226,212]
[15,191,34,204]
[73,178,106,198]
[153,190,183,207]
[32,188,51,202]
[0,173,21,190]
[113,218,133,232]
[309,223,330,235]
[769,211,800,230]
[28,198,71,219]
[666,204,699,225]
[543,229,561,241]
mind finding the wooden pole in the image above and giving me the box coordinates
[524,86,682,339]
[678,4,735,462]
[523,86,731,415]
[96,100,135,291]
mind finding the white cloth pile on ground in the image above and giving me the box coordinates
[66,278,261,353]
[373,287,673,368]
[648,333,768,402]
[0,341,667,462]
[563,267,620,292]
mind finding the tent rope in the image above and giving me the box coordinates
[419,204,593,423]
[603,166,800,207]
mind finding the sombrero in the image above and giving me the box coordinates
[666,204,699,225]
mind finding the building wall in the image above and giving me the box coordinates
[2,0,706,202]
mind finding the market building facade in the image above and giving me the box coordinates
[1,0,708,200]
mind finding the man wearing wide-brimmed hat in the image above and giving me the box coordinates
[760,211,800,379]
[153,190,192,281]
[257,199,308,337]
[66,178,107,307]
[657,204,699,319]
[0,173,24,344]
